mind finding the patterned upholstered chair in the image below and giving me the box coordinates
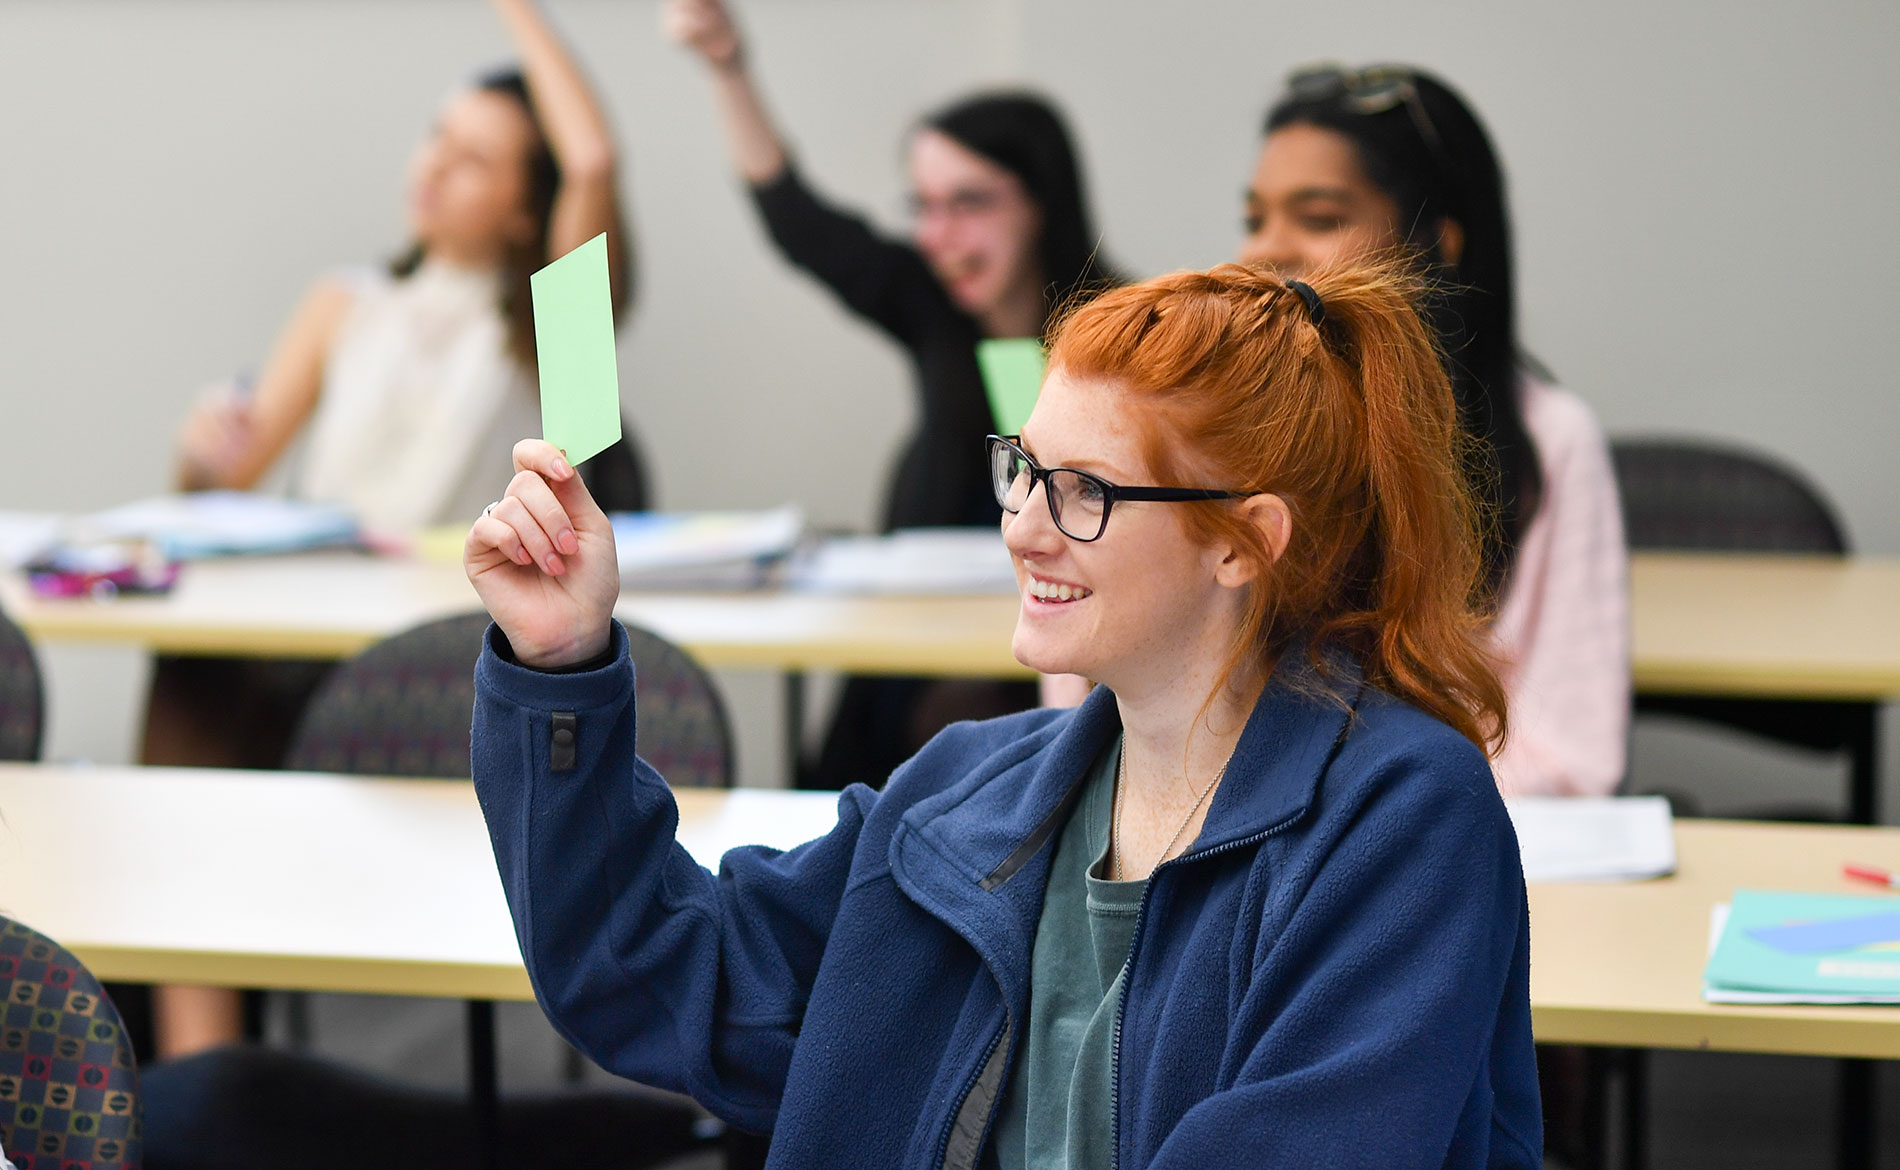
[0,609,45,763]
[273,611,729,1165]
[0,917,141,1170]
[285,612,733,788]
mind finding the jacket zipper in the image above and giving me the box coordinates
[1108,814,1303,1170]
[935,1018,1010,1170]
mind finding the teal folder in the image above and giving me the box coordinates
[1704,889,1900,1000]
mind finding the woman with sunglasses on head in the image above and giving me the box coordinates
[665,0,1122,790]
[1228,64,1630,799]
[464,260,1540,1168]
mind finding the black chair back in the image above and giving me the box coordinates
[0,608,44,762]
[1612,439,1847,554]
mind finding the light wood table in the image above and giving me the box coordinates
[0,552,1030,679]
[1630,554,1900,823]
[1532,819,1900,1059]
[1630,554,1900,701]
[5,763,1900,1062]
[7,551,1898,693]
[0,763,841,1002]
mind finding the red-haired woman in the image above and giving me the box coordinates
[463,261,1540,1167]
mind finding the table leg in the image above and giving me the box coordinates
[1846,704,1879,826]
[784,672,807,788]
[468,999,499,1170]
[1837,1059,1874,1170]
[1622,1048,1647,1170]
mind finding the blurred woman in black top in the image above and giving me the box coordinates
[667,0,1122,787]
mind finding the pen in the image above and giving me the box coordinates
[1844,863,1900,889]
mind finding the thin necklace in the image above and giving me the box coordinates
[1111,737,1228,882]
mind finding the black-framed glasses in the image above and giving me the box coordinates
[987,435,1253,543]
[1284,63,1451,175]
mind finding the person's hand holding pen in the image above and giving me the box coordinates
[175,377,255,491]
[465,438,621,670]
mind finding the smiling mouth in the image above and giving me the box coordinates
[1027,574,1092,603]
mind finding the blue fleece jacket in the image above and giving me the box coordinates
[472,624,1542,1169]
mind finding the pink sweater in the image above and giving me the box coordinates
[1487,379,1630,796]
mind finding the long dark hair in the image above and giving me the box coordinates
[922,91,1123,330]
[1266,68,1540,595]
[392,68,559,372]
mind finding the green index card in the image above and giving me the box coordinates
[532,233,622,466]
[976,338,1047,435]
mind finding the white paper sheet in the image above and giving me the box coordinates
[81,493,358,559]
[0,512,61,570]
[611,506,804,589]
[790,528,1017,594]
[1506,795,1677,883]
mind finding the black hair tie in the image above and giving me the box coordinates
[1285,280,1326,327]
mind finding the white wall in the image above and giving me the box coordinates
[4,0,1897,798]
[5,0,1894,539]
[1019,0,1900,553]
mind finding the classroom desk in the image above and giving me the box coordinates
[4,763,1900,1061]
[1630,553,1900,823]
[5,551,1899,693]
[1532,819,1900,1059]
[0,763,841,1003]
[0,551,1031,679]
[1629,554,1900,701]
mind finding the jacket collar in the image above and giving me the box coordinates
[887,657,1362,1007]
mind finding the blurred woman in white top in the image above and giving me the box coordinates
[148,0,634,1061]
[173,0,637,527]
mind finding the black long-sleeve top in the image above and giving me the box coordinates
[750,167,1002,531]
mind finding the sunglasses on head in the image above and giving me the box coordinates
[1283,63,1452,176]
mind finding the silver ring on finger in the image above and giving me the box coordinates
[482,500,502,518]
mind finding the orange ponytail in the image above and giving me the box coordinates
[1045,258,1506,752]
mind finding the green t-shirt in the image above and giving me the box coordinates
[991,735,1147,1170]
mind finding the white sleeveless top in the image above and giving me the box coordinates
[294,260,541,533]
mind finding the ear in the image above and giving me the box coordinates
[1213,493,1293,589]
[1435,217,1466,269]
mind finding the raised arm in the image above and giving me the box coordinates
[664,0,947,346]
[664,0,788,185]
[491,0,634,314]
[175,278,353,491]
[466,439,864,1129]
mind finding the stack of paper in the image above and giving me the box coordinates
[80,493,359,560]
[1704,890,1900,1004]
[1504,795,1677,883]
[790,529,1017,595]
[610,507,804,590]
[0,513,61,570]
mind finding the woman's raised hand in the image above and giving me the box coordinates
[465,439,621,669]
[663,0,744,71]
